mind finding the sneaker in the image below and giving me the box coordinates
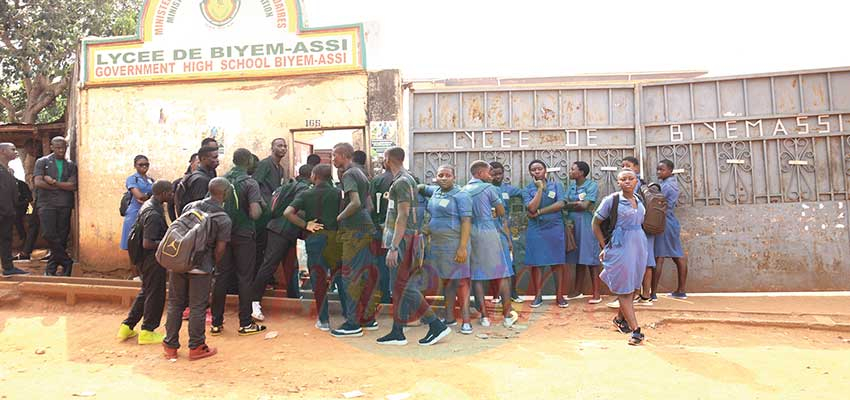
[588,297,603,305]
[629,328,645,346]
[650,293,658,301]
[11,253,30,261]
[137,330,165,345]
[634,296,653,306]
[330,322,363,338]
[491,296,502,305]
[361,320,379,331]
[162,344,178,360]
[557,298,569,308]
[612,317,632,334]
[503,310,519,328]
[511,295,524,304]
[670,292,688,299]
[530,297,544,308]
[2,267,29,276]
[315,320,330,331]
[376,329,408,346]
[39,253,51,261]
[188,344,217,361]
[251,302,265,322]
[460,323,473,335]
[419,323,451,346]
[480,317,491,327]
[209,325,223,336]
[238,323,267,336]
[567,293,583,300]
[43,271,57,276]
[116,324,137,341]
[440,319,458,327]
[606,300,620,309]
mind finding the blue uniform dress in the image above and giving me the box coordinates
[565,179,601,266]
[654,176,684,258]
[425,187,473,280]
[595,192,648,294]
[522,180,567,267]
[120,173,154,250]
[463,179,513,281]
[636,176,656,268]
[494,183,523,267]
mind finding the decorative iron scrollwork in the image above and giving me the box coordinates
[779,138,815,201]
[717,141,752,204]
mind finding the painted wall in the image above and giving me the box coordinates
[76,72,368,272]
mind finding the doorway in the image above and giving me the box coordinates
[290,127,367,182]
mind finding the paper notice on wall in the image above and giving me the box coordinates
[205,109,241,155]
[370,121,398,157]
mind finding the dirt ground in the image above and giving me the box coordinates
[2,295,850,400]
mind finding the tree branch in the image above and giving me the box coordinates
[0,94,20,123]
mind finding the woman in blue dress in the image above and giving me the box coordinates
[621,156,655,306]
[523,160,568,308]
[120,155,154,251]
[592,169,647,345]
[464,160,518,328]
[653,159,688,299]
[423,165,474,333]
[564,161,603,304]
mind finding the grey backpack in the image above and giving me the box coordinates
[155,204,226,273]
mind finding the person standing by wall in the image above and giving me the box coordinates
[13,140,41,262]
[488,161,524,303]
[33,137,77,277]
[120,155,155,251]
[252,138,291,300]
[592,170,648,345]
[618,156,655,307]
[117,180,173,344]
[0,143,28,276]
[653,159,688,299]
[369,159,395,304]
[564,161,603,304]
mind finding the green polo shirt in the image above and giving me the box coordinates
[289,181,342,231]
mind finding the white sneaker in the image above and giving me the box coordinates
[606,300,620,309]
[480,317,491,327]
[503,311,519,328]
[251,302,265,321]
[315,320,330,331]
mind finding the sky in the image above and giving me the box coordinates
[301,0,850,80]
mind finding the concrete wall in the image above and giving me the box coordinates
[76,72,368,273]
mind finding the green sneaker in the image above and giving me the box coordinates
[117,324,137,341]
[137,330,165,345]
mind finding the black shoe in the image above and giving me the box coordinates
[418,322,451,346]
[210,325,223,336]
[330,322,363,338]
[2,267,30,277]
[238,323,267,336]
[12,253,30,261]
[361,320,379,331]
[613,317,632,334]
[376,329,407,346]
[39,253,51,261]
[629,328,645,345]
[44,271,57,277]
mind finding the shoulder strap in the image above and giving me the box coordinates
[611,193,620,225]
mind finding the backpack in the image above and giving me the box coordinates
[223,174,253,229]
[640,182,667,235]
[119,176,140,217]
[174,171,205,215]
[126,219,145,266]
[155,205,227,273]
[599,193,619,245]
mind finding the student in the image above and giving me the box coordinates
[423,165,474,333]
[210,149,266,337]
[488,161,524,304]
[0,143,28,276]
[252,138,290,301]
[306,154,321,167]
[653,159,688,299]
[163,177,232,361]
[464,160,518,327]
[564,161,603,304]
[176,146,219,213]
[592,170,647,345]
[617,156,655,307]
[352,150,369,177]
[369,159,395,303]
[120,155,155,251]
[523,160,568,308]
[251,164,313,321]
[376,147,451,346]
[117,180,173,344]
[285,164,343,331]
[330,142,377,337]
[170,153,198,222]
[33,137,77,276]
[200,138,218,177]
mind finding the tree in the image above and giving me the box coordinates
[0,0,139,124]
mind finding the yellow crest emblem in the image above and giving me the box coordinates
[200,0,240,27]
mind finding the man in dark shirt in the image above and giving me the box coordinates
[163,177,232,361]
[249,164,312,321]
[352,150,369,177]
[1,143,28,276]
[117,180,173,344]
[210,149,266,336]
[369,160,394,303]
[285,164,342,331]
[177,146,218,213]
[330,142,377,338]
[251,138,288,289]
[33,137,77,276]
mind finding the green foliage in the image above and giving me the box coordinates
[0,0,140,123]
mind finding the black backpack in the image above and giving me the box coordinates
[599,193,619,245]
[127,218,145,266]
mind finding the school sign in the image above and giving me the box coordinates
[80,0,365,86]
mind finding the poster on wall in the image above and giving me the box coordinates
[369,121,397,158]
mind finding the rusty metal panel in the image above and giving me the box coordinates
[437,93,460,129]
[560,90,584,127]
[461,92,485,129]
[413,93,435,130]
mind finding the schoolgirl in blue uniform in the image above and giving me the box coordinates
[653,159,688,299]
[564,161,603,304]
